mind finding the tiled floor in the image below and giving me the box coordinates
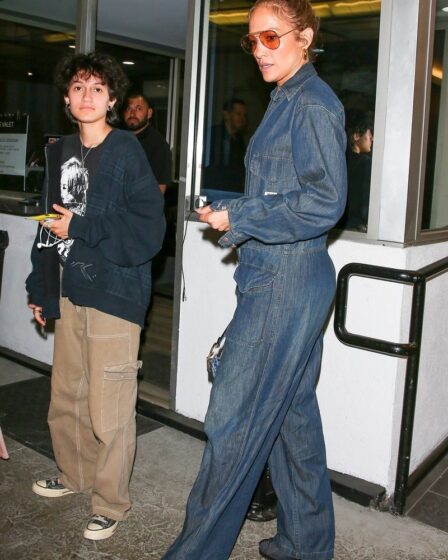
[407,452,448,533]
[139,294,172,408]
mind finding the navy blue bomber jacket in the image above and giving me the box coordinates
[26,129,166,327]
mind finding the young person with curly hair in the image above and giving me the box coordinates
[339,110,374,231]
[26,51,166,540]
[163,1,346,558]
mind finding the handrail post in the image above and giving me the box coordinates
[392,277,426,514]
[334,258,448,515]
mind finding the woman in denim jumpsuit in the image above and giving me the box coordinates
[164,2,347,559]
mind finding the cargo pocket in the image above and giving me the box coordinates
[225,263,277,346]
[101,360,142,432]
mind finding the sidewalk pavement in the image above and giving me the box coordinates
[1,425,448,560]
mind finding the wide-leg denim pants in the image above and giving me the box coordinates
[163,236,335,560]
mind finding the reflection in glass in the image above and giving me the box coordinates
[202,0,269,200]
[203,97,247,193]
[314,0,380,232]
[422,18,447,231]
[0,19,76,191]
[337,111,374,232]
[201,0,381,233]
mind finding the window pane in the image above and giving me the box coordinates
[0,17,76,192]
[95,41,173,138]
[314,1,380,232]
[200,0,381,233]
[422,16,447,231]
[201,1,265,200]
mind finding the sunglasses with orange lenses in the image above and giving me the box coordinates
[240,28,296,54]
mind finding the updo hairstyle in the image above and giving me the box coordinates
[249,0,320,59]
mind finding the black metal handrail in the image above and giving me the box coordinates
[334,255,448,515]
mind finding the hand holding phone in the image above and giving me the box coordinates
[27,213,61,223]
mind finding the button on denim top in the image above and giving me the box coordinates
[211,63,347,248]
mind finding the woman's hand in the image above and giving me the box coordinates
[45,204,73,239]
[28,303,46,327]
[196,206,230,232]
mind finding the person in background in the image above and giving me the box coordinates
[337,110,373,232]
[123,92,172,194]
[163,0,347,558]
[26,52,165,541]
[203,98,248,193]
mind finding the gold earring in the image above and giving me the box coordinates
[303,48,308,61]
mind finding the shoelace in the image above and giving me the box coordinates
[89,515,113,528]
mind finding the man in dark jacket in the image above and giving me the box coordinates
[26,52,165,541]
[203,98,247,193]
[123,92,172,194]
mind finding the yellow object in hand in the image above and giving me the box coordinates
[26,213,61,222]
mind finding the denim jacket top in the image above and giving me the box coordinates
[211,63,347,248]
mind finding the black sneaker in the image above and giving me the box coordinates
[32,477,74,497]
[83,514,119,541]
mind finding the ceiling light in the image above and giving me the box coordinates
[27,72,33,76]
[122,60,135,65]
[43,32,74,43]
[433,66,443,80]
[68,44,76,49]
[442,6,448,12]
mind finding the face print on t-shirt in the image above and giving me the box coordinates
[57,155,89,261]
[60,156,89,215]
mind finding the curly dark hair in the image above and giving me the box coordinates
[346,109,374,150]
[54,51,130,126]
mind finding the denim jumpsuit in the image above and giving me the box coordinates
[164,63,347,560]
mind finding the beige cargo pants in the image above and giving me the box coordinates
[48,297,142,521]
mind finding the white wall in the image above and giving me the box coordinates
[175,224,235,421]
[175,222,448,493]
[404,242,448,472]
[322,240,408,489]
[0,213,54,364]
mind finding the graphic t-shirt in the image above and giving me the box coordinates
[57,134,106,263]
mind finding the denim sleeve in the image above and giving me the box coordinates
[213,105,347,248]
[25,175,48,303]
[25,228,44,305]
[69,146,166,267]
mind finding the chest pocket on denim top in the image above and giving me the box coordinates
[249,154,297,195]
[226,252,280,346]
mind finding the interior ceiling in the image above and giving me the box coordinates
[0,0,188,88]
[0,0,189,51]
[97,0,188,51]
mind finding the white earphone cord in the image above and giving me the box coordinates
[37,225,64,249]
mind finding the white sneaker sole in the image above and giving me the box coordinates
[32,481,74,497]
[83,522,118,541]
